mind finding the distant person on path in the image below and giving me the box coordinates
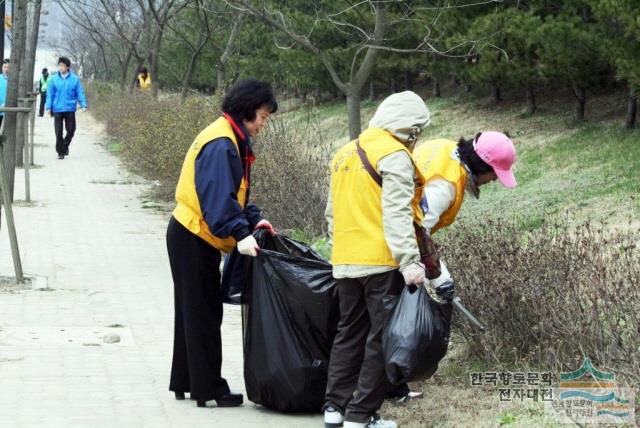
[0,59,9,128]
[45,56,87,159]
[166,78,278,408]
[38,68,51,117]
[136,67,152,91]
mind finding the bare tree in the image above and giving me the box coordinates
[225,0,386,139]
[215,12,243,94]
[145,0,190,97]
[3,0,28,201]
[166,0,220,101]
[16,0,42,167]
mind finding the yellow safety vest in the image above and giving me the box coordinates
[138,74,152,90]
[172,117,248,253]
[413,139,467,234]
[331,128,425,267]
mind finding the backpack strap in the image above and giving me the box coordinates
[355,139,382,187]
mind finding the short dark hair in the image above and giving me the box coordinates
[222,78,278,123]
[42,68,48,73]
[58,56,71,67]
[458,133,493,176]
[140,67,148,74]
[3,59,9,64]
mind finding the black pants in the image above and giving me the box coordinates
[325,270,404,423]
[54,111,76,155]
[39,92,46,116]
[166,217,230,401]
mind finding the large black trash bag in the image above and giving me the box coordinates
[383,285,452,385]
[221,248,249,304]
[243,230,339,413]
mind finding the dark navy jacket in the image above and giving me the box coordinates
[194,124,262,242]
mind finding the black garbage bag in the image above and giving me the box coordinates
[221,248,249,304]
[383,285,452,385]
[243,230,339,413]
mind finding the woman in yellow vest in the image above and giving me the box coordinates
[136,67,152,90]
[413,131,517,290]
[166,79,278,408]
[324,91,430,428]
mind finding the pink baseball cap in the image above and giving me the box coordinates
[473,131,517,188]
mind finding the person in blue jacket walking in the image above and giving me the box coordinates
[45,56,87,159]
[0,59,10,128]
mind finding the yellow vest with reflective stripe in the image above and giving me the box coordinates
[413,139,467,234]
[330,128,425,267]
[173,117,248,253]
[138,74,152,90]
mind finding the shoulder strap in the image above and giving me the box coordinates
[355,139,382,187]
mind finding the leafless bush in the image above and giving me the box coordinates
[440,219,640,385]
[251,108,333,238]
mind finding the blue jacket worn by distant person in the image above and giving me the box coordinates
[0,74,8,117]
[45,72,87,113]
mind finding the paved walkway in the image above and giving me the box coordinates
[0,112,319,427]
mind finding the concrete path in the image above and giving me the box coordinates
[0,111,319,427]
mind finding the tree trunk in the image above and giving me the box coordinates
[490,82,501,104]
[150,26,165,99]
[625,85,637,129]
[525,85,536,115]
[216,14,243,94]
[3,0,28,201]
[180,52,199,102]
[346,90,361,140]
[368,78,375,100]
[464,83,472,94]
[119,50,133,92]
[404,69,413,90]
[16,0,41,167]
[573,85,586,121]
[128,55,144,94]
[433,78,441,98]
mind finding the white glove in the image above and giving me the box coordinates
[428,260,451,289]
[81,107,87,112]
[237,235,259,257]
[400,262,426,286]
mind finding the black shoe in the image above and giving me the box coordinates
[64,147,69,156]
[196,392,243,408]
[215,392,243,407]
[58,154,64,159]
[174,391,186,400]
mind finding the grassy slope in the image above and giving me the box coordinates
[296,89,640,427]
[298,89,640,233]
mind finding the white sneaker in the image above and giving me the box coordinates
[343,415,397,428]
[366,415,397,428]
[324,406,344,428]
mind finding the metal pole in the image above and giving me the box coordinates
[19,99,29,202]
[0,134,24,282]
[30,96,35,165]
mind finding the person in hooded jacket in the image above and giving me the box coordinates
[166,78,278,409]
[323,91,431,428]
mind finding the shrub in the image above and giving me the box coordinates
[440,218,640,385]
[87,83,333,236]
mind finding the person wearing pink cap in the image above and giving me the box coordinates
[412,131,517,290]
[383,131,516,403]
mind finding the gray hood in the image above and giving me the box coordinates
[368,91,431,144]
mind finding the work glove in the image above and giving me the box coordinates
[237,235,259,257]
[434,279,455,301]
[254,219,276,236]
[400,262,426,286]
[82,108,87,112]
